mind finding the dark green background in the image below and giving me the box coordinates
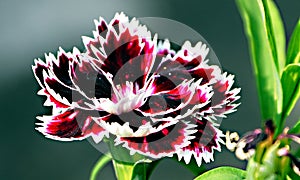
[0,0,299,179]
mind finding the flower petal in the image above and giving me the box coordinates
[115,121,196,159]
[177,117,224,166]
[71,55,112,99]
[33,13,241,162]
[157,39,175,56]
[138,79,213,123]
[84,12,154,81]
[36,109,108,141]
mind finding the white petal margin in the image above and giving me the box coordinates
[35,110,109,142]
[213,72,241,118]
[114,121,197,159]
[94,116,179,137]
[176,127,225,167]
[157,39,176,56]
[35,114,85,142]
[83,12,153,60]
[180,41,210,61]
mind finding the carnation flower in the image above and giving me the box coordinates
[33,12,240,166]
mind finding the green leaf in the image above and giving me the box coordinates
[262,0,286,73]
[289,119,300,134]
[194,166,246,180]
[236,0,283,130]
[287,19,300,65]
[131,160,160,180]
[281,64,300,120]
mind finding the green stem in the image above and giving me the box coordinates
[102,137,147,179]
[90,153,112,180]
[112,159,135,180]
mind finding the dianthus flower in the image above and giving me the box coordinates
[33,12,240,166]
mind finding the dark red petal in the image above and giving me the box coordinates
[42,61,102,109]
[151,75,177,93]
[44,77,73,103]
[83,34,156,100]
[96,18,108,37]
[101,29,142,76]
[150,43,210,86]
[39,89,69,108]
[51,52,73,87]
[36,109,107,141]
[110,51,155,88]
[212,80,230,111]
[138,80,212,122]
[101,111,153,132]
[32,59,49,88]
[189,87,212,105]
[71,58,112,99]
[86,25,154,81]
[177,117,224,166]
[206,74,240,117]
[139,81,195,117]
[82,116,109,143]
[177,41,209,66]
[183,118,219,153]
[116,121,193,158]
[153,57,192,87]
[175,56,201,70]
[188,66,216,85]
[33,49,100,109]
[157,40,175,57]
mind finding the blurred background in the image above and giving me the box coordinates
[0,0,299,179]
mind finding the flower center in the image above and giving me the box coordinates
[108,81,149,115]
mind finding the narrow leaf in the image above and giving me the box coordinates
[281,63,300,120]
[262,0,286,73]
[236,0,283,129]
[289,120,300,134]
[287,19,300,65]
[194,166,246,180]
